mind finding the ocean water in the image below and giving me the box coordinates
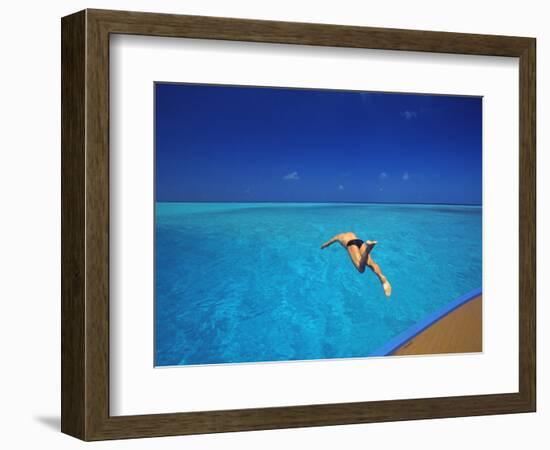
[155,202,482,366]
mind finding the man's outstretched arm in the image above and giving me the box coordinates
[320,235,340,249]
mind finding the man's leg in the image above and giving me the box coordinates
[366,255,392,297]
[358,241,377,272]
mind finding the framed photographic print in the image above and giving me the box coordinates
[61,9,536,440]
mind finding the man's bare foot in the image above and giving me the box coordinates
[359,241,377,265]
[362,240,377,255]
[382,280,392,297]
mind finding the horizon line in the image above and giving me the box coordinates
[155,200,482,207]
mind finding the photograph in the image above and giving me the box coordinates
[154,83,483,367]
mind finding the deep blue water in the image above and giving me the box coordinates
[155,202,482,366]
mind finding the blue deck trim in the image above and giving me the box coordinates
[369,287,482,357]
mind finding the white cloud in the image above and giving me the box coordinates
[402,172,409,181]
[401,110,418,120]
[283,171,300,181]
[379,172,388,180]
[338,184,344,190]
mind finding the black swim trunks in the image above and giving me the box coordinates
[346,239,364,249]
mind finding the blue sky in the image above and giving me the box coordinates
[155,83,482,204]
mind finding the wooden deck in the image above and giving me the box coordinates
[392,295,482,356]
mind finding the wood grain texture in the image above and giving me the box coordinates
[518,38,536,411]
[61,10,86,439]
[85,10,111,439]
[393,296,482,356]
[61,9,537,441]
[89,8,532,56]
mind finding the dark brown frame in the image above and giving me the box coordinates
[61,9,536,441]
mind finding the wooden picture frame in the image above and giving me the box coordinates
[61,9,536,441]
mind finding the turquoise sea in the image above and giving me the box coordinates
[155,202,482,366]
